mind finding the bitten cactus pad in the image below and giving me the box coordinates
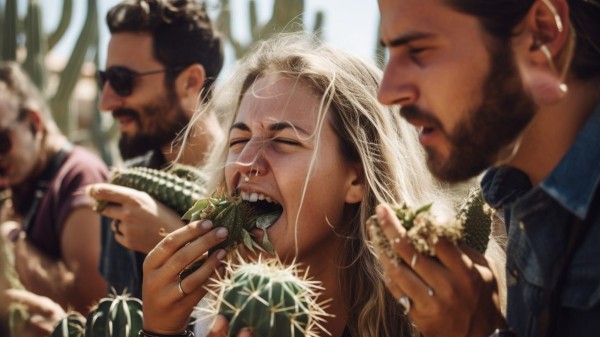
[204,257,330,337]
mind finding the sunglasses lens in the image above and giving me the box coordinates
[97,67,134,97]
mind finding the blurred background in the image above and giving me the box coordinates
[0,0,382,166]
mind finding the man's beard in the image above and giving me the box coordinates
[116,98,190,160]
[402,43,537,183]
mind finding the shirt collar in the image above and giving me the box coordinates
[540,104,600,219]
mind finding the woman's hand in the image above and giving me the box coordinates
[1,289,66,337]
[88,183,184,253]
[373,203,506,337]
[142,220,228,335]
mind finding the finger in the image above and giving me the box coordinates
[206,315,229,337]
[177,249,227,299]
[145,221,225,270]
[87,183,141,205]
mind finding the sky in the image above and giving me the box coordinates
[33,0,382,79]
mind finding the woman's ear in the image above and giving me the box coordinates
[345,163,365,204]
[517,0,571,105]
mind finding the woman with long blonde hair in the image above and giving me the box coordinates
[140,33,450,337]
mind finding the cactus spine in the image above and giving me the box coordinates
[368,187,492,259]
[84,295,143,337]
[205,257,330,337]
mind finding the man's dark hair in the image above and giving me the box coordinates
[106,0,224,100]
[445,0,600,81]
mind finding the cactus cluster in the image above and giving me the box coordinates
[92,165,207,216]
[202,257,330,337]
[179,194,281,279]
[50,295,143,337]
[368,187,492,260]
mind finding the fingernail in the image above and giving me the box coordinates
[200,220,213,230]
[86,185,95,196]
[216,249,226,260]
[216,227,228,239]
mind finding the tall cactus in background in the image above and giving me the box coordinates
[217,0,325,59]
[0,0,111,164]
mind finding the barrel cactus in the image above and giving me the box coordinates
[92,165,207,216]
[204,257,330,337]
[50,312,86,337]
[84,295,143,337]
[368,187,492,261]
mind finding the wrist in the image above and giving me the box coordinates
[487,328,517,337]
[138,329,194,337]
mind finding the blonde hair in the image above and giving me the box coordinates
[184,33,449,337]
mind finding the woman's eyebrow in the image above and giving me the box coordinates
[269,121,309,135]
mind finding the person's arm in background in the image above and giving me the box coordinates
[14,207,106,314]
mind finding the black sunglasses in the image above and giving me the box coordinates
[96,66,175,97]
[0,109,28,155]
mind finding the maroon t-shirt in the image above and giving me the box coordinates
[27,146,108,258]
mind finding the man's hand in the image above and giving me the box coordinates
[88,183,185,253]
[372,203,507,337]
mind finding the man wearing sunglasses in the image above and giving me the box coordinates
[95,0,224,299]
[0,62,109,318]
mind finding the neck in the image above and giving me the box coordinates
[508,79,600,185]
[302,242,348,337]
[161,113,223,166]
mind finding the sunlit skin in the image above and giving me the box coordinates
[377,0,492,176]
[0,104,42,186]
[224,74,363,337]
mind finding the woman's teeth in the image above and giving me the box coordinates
[240,191,274,203]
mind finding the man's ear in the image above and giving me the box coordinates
[24,109,43,136]
[517,0,571,105]
[345,162,365,204]
[174,64,206,109]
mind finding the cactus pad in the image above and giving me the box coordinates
[204,257,331,337]
[179,195,281,278]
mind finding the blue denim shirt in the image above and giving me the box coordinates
[99,150,167,299]
[481,104,600,337]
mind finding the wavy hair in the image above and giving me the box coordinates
[184,33,452,337]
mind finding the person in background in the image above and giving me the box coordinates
[94,0,225,299]
[0,61,108,316]
[375,0,600,336]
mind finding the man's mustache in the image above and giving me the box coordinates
[399,106,444,131]
[112,108,139,120]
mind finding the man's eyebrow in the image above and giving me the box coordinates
[380,32,434,48]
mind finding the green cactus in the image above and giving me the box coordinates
[206,257,330,337]
[50,312,86,337]
[84,295,143,337]
[368,187,492,260]
[217,0,325,59]
[92,166,207,216]
[178,194,280,278]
